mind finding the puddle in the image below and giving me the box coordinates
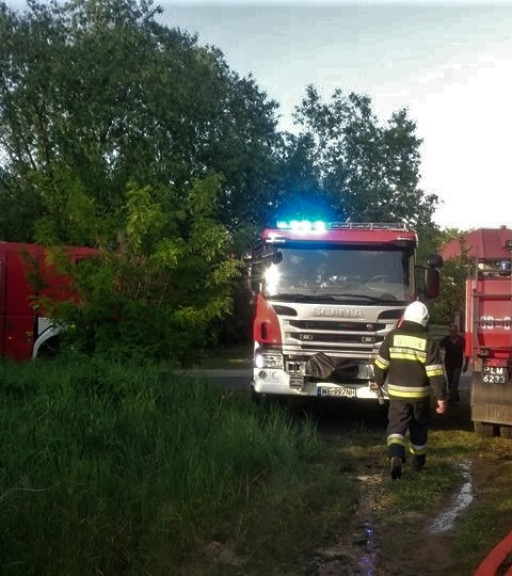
[353,475,380,576]
[426,460,474,533]
[354,521,378,576]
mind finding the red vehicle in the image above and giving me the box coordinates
[0,241,96,360]
[462,227,512,436]
[246,221,442,402]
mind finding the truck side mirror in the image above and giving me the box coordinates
[427,253,443,268]
[424,268,440,299]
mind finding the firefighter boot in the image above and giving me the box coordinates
[412,454,426,472]
[390,456,402,480]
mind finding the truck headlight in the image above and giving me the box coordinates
[255,352,284,369]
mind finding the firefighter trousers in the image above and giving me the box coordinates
[386,397,430,462]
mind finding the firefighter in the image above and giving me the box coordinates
[371,301,447,480]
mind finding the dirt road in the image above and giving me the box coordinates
[199,369,502,575]
[307,371,489,576]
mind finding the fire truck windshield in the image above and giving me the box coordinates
[262,245,414,303]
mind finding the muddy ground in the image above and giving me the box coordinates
[204,370,505,576]
[309,385,489,576]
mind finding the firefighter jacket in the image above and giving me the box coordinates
[374,321,446,401]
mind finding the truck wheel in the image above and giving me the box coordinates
[37,338,61,359]
[474,421,496,437]
[500,426,512,439]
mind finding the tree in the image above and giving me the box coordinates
[0,0,283,360]
[0,1,448,356]
[49,175,242,364]
[290,86,440,233]
[0,0,282,243]
[429,228,472,326]
[270,131,331,223]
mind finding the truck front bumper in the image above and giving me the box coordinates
[252,368,386,401]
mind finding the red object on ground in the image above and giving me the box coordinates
[474,529,512,575]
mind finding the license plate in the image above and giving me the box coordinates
[483,366,508,384]
[318,386,356,398]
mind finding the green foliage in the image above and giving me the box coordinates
[0,0,282,242]
[0,0,284,352]
[31,165,101,246]
[0,357,347,576]
[415,223,444,267]
[0,0,444,243]
[0,0,449,354]
[290,85,440,233]
[47,177,243,364]
[429,229,472,324]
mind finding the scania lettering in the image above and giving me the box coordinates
[245,221,442,403]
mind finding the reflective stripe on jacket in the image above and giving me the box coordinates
[374,321,446,400]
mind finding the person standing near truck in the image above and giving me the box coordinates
[372,301,447,480]
[439,323,468,405]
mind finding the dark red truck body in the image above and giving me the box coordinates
[460,228,512,436]
[0,241,95,360]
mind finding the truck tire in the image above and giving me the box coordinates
[474,421,496,437]
[36,337,61,359]
[500,426,512,439]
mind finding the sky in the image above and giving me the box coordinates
[6,0,512,231]
[158,1,512,231]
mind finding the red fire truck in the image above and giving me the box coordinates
[0,241,96,360]
[246,221,442,402]
[462,227,512,437]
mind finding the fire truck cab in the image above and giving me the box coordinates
[246,221,442,403]
[0,241,95,360]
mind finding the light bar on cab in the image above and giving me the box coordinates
[276,220,327,233]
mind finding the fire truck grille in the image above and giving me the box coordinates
[283,319,387,352]
[292,333,384,344]
[288,320,385,332]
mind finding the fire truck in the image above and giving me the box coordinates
[462,227,512,437]
[0,241,96,360]
[245,221,442,402]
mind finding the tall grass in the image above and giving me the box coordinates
[0,357,326,575]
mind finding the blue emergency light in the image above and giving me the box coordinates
[276,220,327,233]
